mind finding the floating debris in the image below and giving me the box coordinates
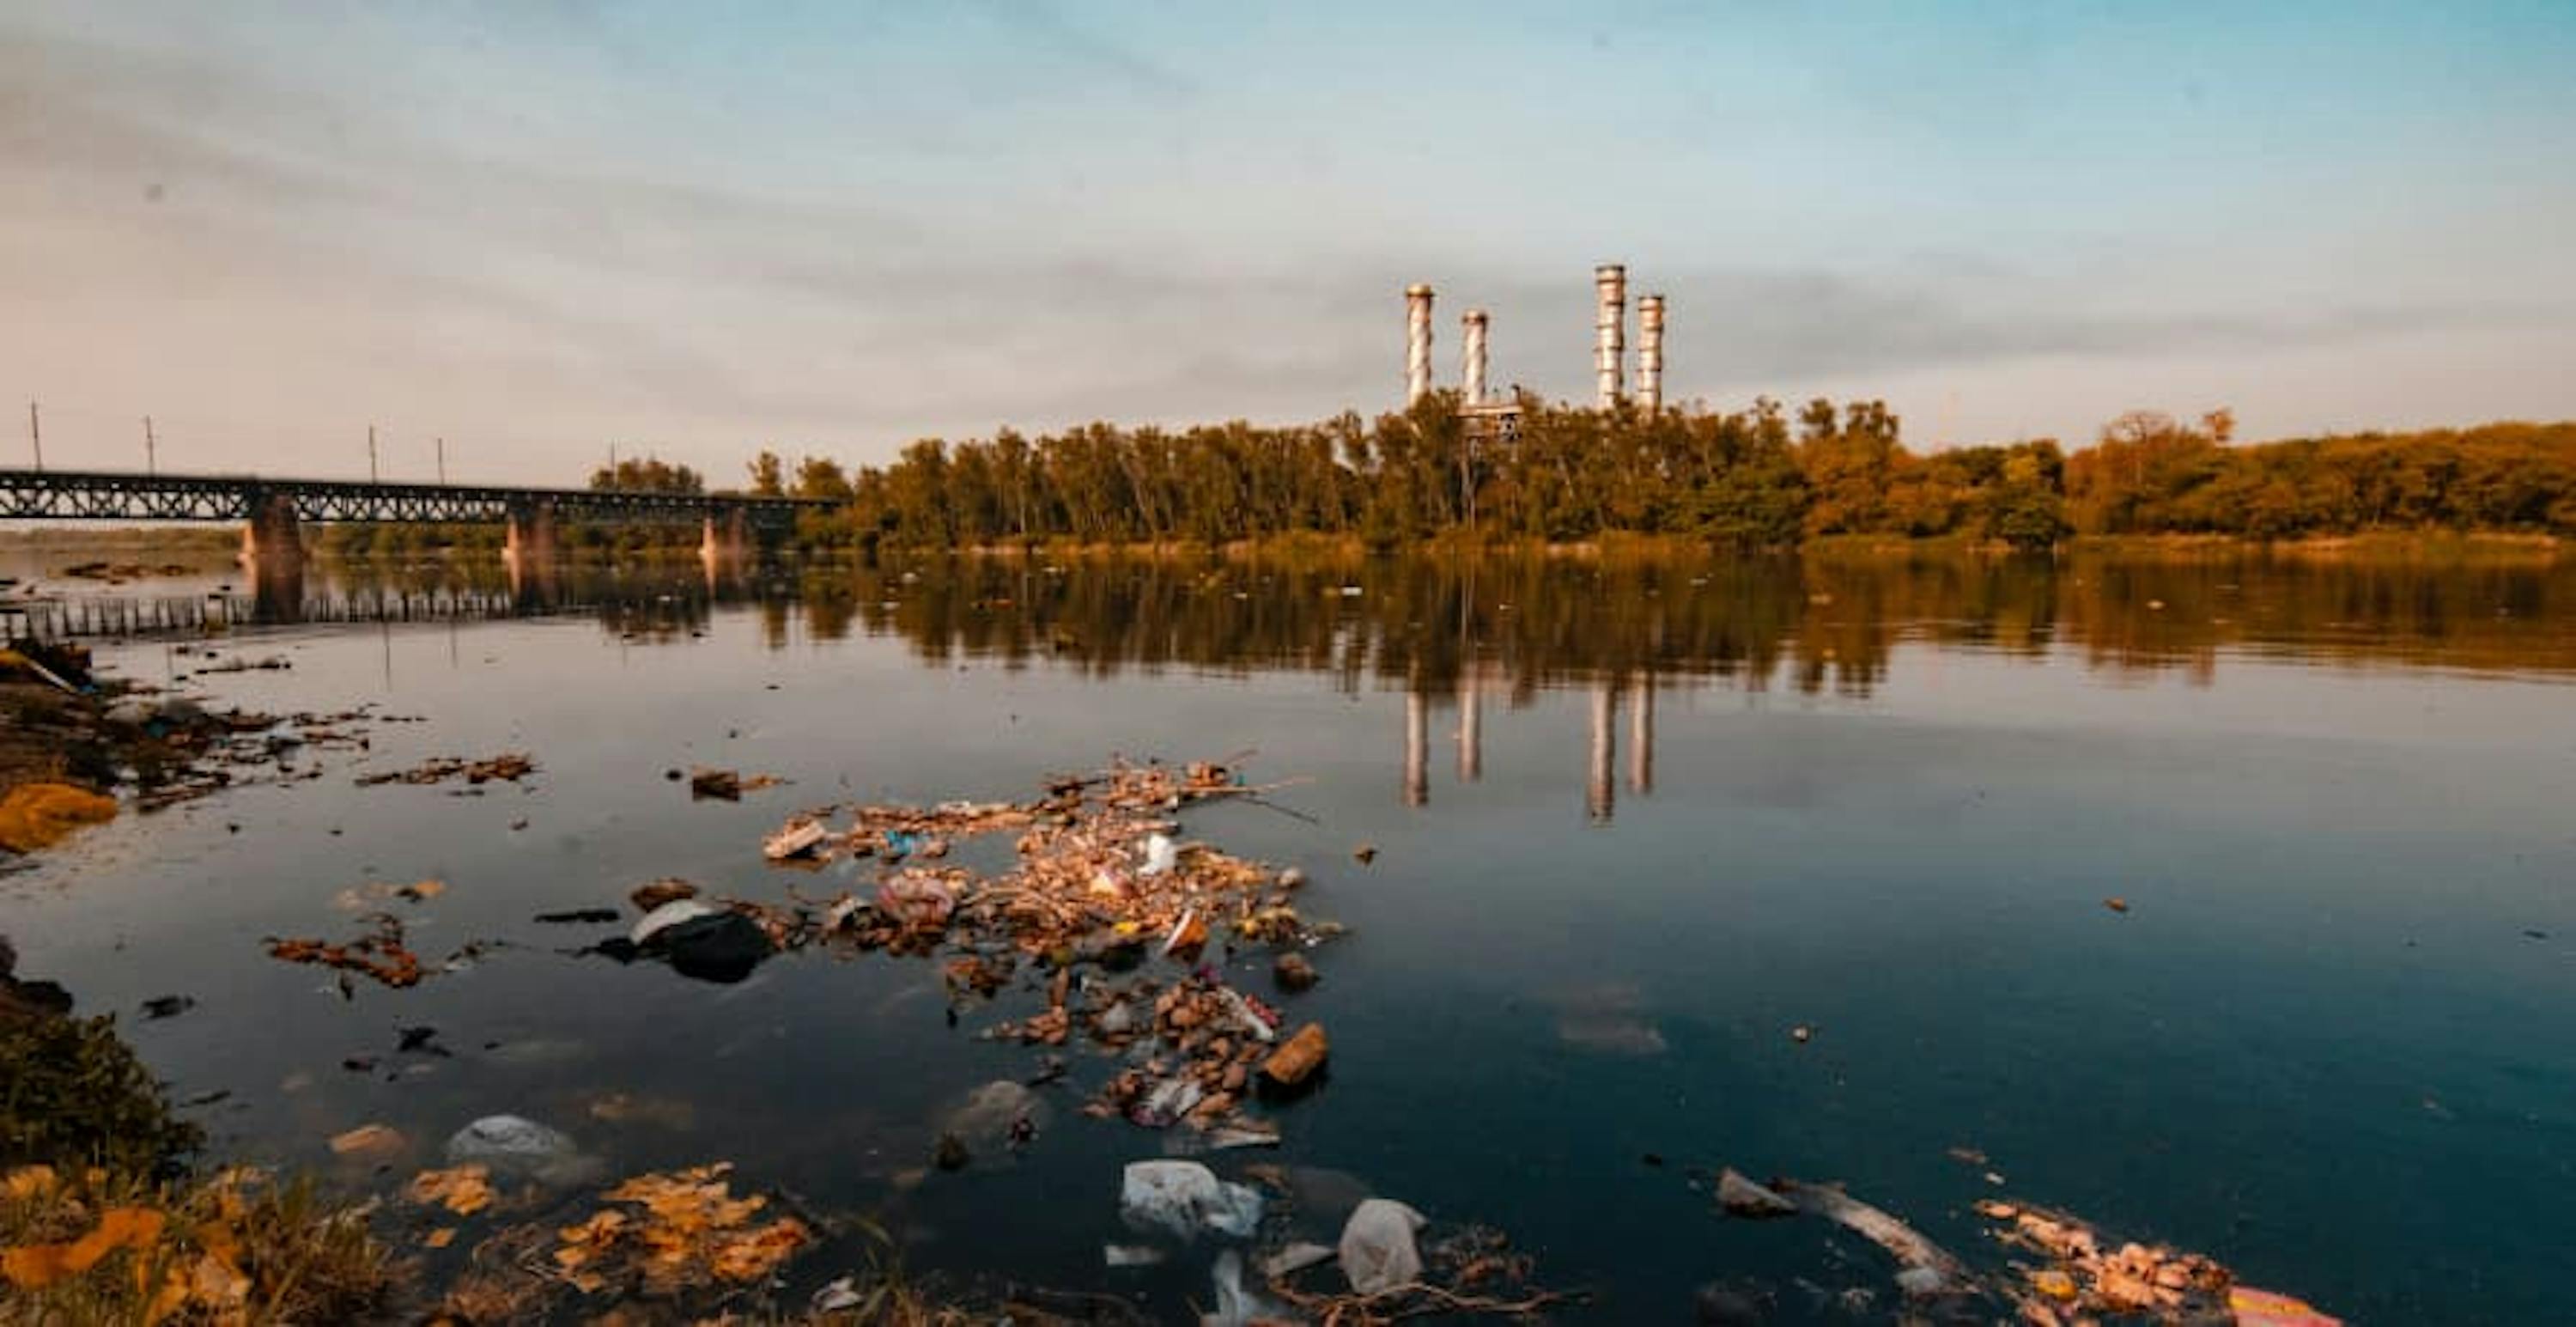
[1777,1179,1968,1298]
[1715,1169,1795,1220]
[265,916,426,989]
[407,1166,497,1217]
[550,1163,813,1297]
[331,879,447,910]
[629,878,699,910]
[532,908,620,925]
[1978,1199,2244,1321]
[762,817,830,861]
[327,1123,407,1160]
[355,753,535,788]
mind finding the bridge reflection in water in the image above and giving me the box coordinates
[20,548,2576,819]
[15,556,773,640]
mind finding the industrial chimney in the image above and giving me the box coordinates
[1594,264,1626,410]
[1406,284,1436,405]
[1636,294,1666,413]
[1461,309,1489,405]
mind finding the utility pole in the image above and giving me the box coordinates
[144,416,156,475]
[435,436,446,484]
[368,423,379,482]
[27,401,39,472]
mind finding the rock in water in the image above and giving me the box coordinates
[1339,1197,1427,1294]
[654,911,775,983]
[444,1114,600,1186]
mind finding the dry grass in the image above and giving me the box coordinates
[0,1165,394,1325]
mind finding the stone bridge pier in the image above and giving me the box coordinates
[700,509,753,577]
[237,492,307,624]
[503,499,561,569]
[238,490,304,569]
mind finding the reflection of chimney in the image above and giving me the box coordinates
[1627,675,1654,794]
[1457,672,1482,782]
[1461,309,1489,405]
[1406,284,1436,406]
[1594,265,1626,410]
[1587,679,1615,823]
[1636,294,1665,414]
[1404,687,1429,807]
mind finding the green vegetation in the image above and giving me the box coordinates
[740,398,2574,552]
[0,1014,201,1179]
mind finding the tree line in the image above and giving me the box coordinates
[324,400,2576,557]
[723,396,2576,551]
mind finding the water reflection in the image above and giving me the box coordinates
[25,546,2576,705]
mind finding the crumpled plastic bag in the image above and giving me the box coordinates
[1119,1160,1262,1240]
[1339,1197,1428,1294]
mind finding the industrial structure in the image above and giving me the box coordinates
[1637,293,1666,413]
[1400,282,1444,406]
[1460,308,1489,405]
[1403,262,1668,423]
[1594,264,1627,410]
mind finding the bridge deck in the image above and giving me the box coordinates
[0,468,823,525]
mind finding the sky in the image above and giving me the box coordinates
[3,0,2573,484]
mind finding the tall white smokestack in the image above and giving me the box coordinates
[1406,283,1435,406]
[1461,309,1489,405]
[1594,264,1626,410]
[1637,293,1666,413]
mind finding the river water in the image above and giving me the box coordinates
[6,547,2574,1323]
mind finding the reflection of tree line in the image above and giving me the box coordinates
[159,551,2574,688]
[789,551,2576,691]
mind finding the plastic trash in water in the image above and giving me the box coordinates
[1118,1160,1263,1240]
[1139,832,1177,876]
[1339,1197,1428,1294]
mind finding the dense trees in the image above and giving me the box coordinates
[741,404,2576,552]
[589,456,704,495]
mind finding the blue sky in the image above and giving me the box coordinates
[4,1,2572,482]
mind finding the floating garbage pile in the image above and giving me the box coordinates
[748,759,1343,1145]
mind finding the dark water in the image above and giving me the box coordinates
[7,548,2576,1323]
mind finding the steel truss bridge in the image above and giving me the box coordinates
[0,468,817,529]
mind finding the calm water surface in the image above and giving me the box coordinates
[6,550,2575,1323]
